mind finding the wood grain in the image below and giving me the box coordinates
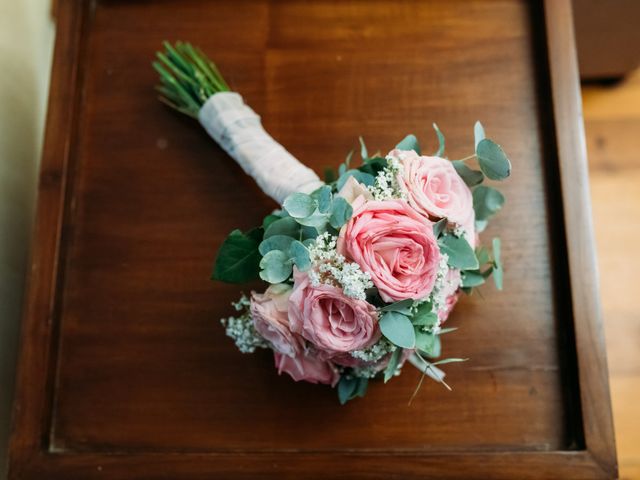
[8,0,616,478]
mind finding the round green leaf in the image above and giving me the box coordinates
[259,235,295,256]
[290,240,311,271]
[476,138,511,180]
[472,185,505,222]
[379,312,416,349]
[259,250,293,283]
[283,192,316,218]
[395,134,421,155]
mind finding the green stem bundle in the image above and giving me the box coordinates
[153,41,230,118]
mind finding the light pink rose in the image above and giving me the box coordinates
[250,284,302,357]
[437,268,462,323]
[337,199,441,302]
[337,176,373,205]
[274,350,339,386]
[288,269,380,353]
[392,149,476,246]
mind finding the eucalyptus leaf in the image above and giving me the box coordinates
[415,330,441,358]
[290,240,311,271]
[264,217,300,239]
[472,185,505,224]
[312,185,333,214]
[259,250,293,283]
[337,376,368,404]
[258,235,295,256]
[329,197,353,229]
[359,136,369,160]
[283,192,317,218]
[438,234,479,270]
[432,123,445,157]
[380,298,414,315]
[379,312,416,349]
[474,121,485,149]
[395,134,421,154]
[476,138,511,180]
[294,211,329,229]
[262,213,281,231]
[384,348,403,383]
[452,160,484,187]
[432,218,447,238]
[431,357,468,366]
[492,237,503,290]
[212,228,262,283]
[461,270,485,288]
[412,303,438,328]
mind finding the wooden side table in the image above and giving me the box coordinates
[9,1,617,478]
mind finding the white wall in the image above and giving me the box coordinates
[0,0,54,475]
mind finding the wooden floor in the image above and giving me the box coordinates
[583,69,640,480]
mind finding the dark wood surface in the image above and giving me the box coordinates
[8,0,616,478]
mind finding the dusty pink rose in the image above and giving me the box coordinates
[393,149,476,246]
[274,350,339,386]
[337,199,441,302]
[437,268,462,323]
[250,284,302,357]
[288,269,380,353]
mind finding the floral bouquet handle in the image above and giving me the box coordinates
[153,42,511,404]
[154,42,323,204]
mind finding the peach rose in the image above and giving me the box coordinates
[337,199,440,302]
[337,175,373,205]
[288,269,380,353]
[274,350,339,386]
[250,284,302,357]
[393,150,475,246]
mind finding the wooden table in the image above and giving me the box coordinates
[8,0,617,478]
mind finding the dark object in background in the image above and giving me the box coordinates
[574,0,640,80]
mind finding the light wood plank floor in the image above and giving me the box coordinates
[583,69,640,480]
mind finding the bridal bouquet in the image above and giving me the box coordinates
[154,42,510,404]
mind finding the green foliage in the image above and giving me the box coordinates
[154,41,230,118]
[472,185,505,232]
[212,228,263,283]
[337,375,369,404]
[492,237,503,290]
[411,302,438,328]
[259,250,293,283]
[452,160,484,187]
[438,234,479,270]
[476,138,511,180]
[415,330,441,358]
[432,123,445,157]
[380,298,414,315]
[379,311,416,349]
[329,197,353,229]
[432,218,447,238]
[336,170,375,191]
[283,193,316,218]
[264,217,300,239]
[395,134,421,154]
[384,348,403,383]
[474,120,485,149]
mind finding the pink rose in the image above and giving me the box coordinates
[436,268,462,323]
[337,199,441,302]
[392,150,476,246]
[288,269,380,353]
[250,284,302,357]
[274,350,339,386]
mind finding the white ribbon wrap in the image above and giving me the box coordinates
[198,92,324,205]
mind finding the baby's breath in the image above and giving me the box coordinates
[351,339,396,363]
[221,294,267,353]
[307,232,373,300]
[368,154,406,200]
